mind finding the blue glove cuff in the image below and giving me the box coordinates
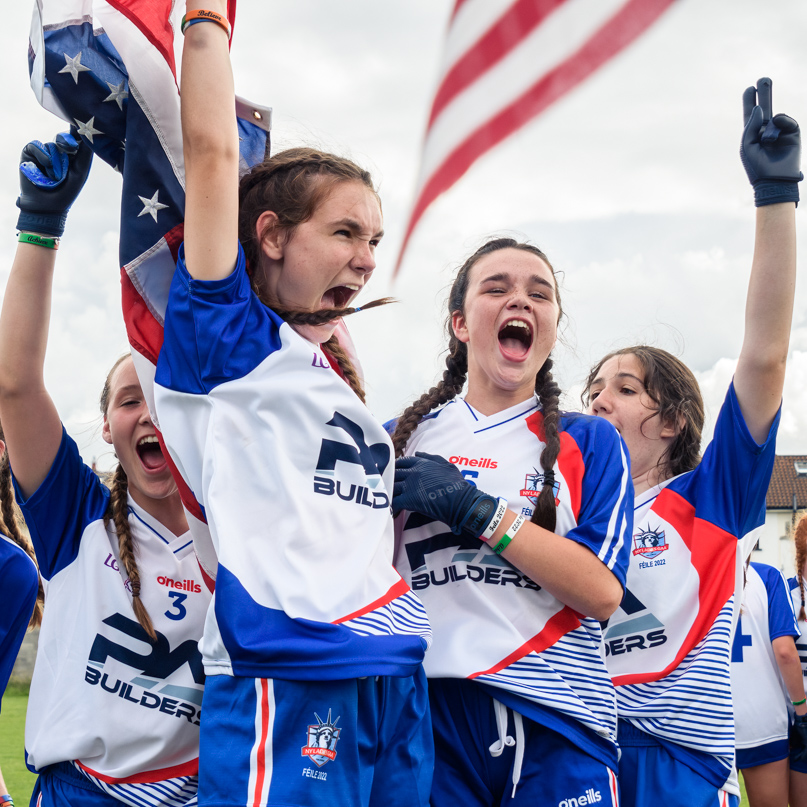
[16,207,67,237]
[754,179,800,208]
[457,494,498,538]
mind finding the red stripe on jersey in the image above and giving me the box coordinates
[197,558,215,593]
[612,489,736,687]
[155,428,207,525]
[469,605,581,676]
[252,678,271,804]
[333,577,411,624]
[76,756,198,784]
[120,268,163,367]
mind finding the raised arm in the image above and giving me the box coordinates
[734,78,800,444]
[180,1,240,281]
[0,133,91,497]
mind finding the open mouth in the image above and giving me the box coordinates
[136,435,167,472]
[321,284,360,310]
[498,318,533,359]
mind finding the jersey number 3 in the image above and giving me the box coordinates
[165,591,188,621]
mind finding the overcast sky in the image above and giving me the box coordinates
[2,0,807,470]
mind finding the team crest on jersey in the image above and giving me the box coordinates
[519,468,560,506]
[301,710,342,767]
[632,525,669,559]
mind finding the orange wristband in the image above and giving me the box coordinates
[180,9,231,37]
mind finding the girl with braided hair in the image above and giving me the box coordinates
[583,78,800,807]
[390,237,633,805]
[0,131,209,806]
[152,3,431,806]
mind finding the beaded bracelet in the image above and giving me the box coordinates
[18,232,59,250]
[491,514,525,555]
[180,8,231,37]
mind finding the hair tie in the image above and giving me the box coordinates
[542,470,555,488]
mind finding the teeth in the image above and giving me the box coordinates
[138,436,159,447]
[342,284,360,291]
[503,319,531,331]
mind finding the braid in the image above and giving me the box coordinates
[0,449,43,629]
[273,297,394,328]
[322,336,366,403]
[795,514,807,621]
[105,465,157,642]
[392,338,468,457]
[531,358,562,532]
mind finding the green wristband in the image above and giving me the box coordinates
[491,514,525,556]
[793,697,807,706]
[18,232,59,250]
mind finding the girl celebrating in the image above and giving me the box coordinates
[390,237,632,805]
[584,78,800,807]
[0,132,209,806]
[152,3,432,806]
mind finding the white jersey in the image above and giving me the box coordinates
[604,384,779,791]
[154,243,430,680]
[394,396,632,767]
[18,429,209,796]
[731,563,798,750]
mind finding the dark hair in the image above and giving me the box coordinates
[582,346,704,480]
[238,147,390,402]
[795,514,807,621]
[100,355,156,642]
[0,426,43,629]
[391,237,564,532]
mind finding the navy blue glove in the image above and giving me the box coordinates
[393,451,498,538]
[17,130,93,237]
[741,77,802,207]
[791,714,807,765]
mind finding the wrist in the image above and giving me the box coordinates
[18,232,59,250]
[16,208,67,238]
[457,493,498,538]
[0,794,13,807]
[754,179,800,207]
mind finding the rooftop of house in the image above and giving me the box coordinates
[767,455,807,510]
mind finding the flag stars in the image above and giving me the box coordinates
[138,190,168,222]
[59,51,91,83]
[103,80,129,110]
[74,117,102,143]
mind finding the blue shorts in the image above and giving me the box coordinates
[736,738,789,769]
[428,678,619,807]
[617,723,738,807]
[199,670,432,807]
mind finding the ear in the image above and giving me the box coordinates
[659,413,685,439]
[451,310,470,344]
[256,210,284,260]
[102,414,113,445]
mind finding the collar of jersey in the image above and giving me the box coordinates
[460,394,540,433]
[126,492,193,555]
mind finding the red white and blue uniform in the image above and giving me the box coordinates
[604,383,779,803]
[0,534,38,704]
[394,396,631,803]
[154,244,432,807]
[731,562,798,768]
[17,429,208,807]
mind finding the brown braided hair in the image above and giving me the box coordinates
[795,513,807,621]
[238,147,392,402]
[582,346,704,481]
[391,237,564,532]
[0,426,43,629]
[100,356,157,642]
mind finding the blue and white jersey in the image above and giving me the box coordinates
[604,383,779,791]
[0,533,38,706]
[17,428,208,792]
[732,562,798,749]
[788,575,807,681]
[154,243,430,681]
[394,396,632,767]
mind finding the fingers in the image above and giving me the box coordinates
[414,451,450,464]
[757,77,772,121]
[742,86,756,126]
[772,113,800,135]
[55,131,79,155]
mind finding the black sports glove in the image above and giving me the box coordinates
[791,713,807,765]
[17,130,93,237]
[393,451,499,538]
[740,77,802,207]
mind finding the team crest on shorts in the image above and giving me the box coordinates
[301,709,342,767]
[520,468,560,506]
[632,525,669,559]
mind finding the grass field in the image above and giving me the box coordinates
[0,684,35,807]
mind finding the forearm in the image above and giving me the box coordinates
[773,635,807,716]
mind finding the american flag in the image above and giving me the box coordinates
[395,0,677,277]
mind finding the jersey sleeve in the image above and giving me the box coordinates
[754,562,800,640]
[563,415,633,586]
[691,382,779,544]
[12,427,110,581]
[156,241,284,395]
[0,539,38,705]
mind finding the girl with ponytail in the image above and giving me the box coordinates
[0,131,209,806]
[391,237,633,805]
[152,4,431,806]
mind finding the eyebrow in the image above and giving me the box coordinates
[590,372,645,388]
[114,384,142,397]
[479,272,555,292]
[332,217,385,240]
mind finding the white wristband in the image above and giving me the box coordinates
[480,498,508,542]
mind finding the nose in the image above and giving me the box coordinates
[138,402,154,426]
[351,238,376,274]
[589,388,612,416]
[506,289,532,310]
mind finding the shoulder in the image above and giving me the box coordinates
[559,410,625,455]
[0,535,38,593]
